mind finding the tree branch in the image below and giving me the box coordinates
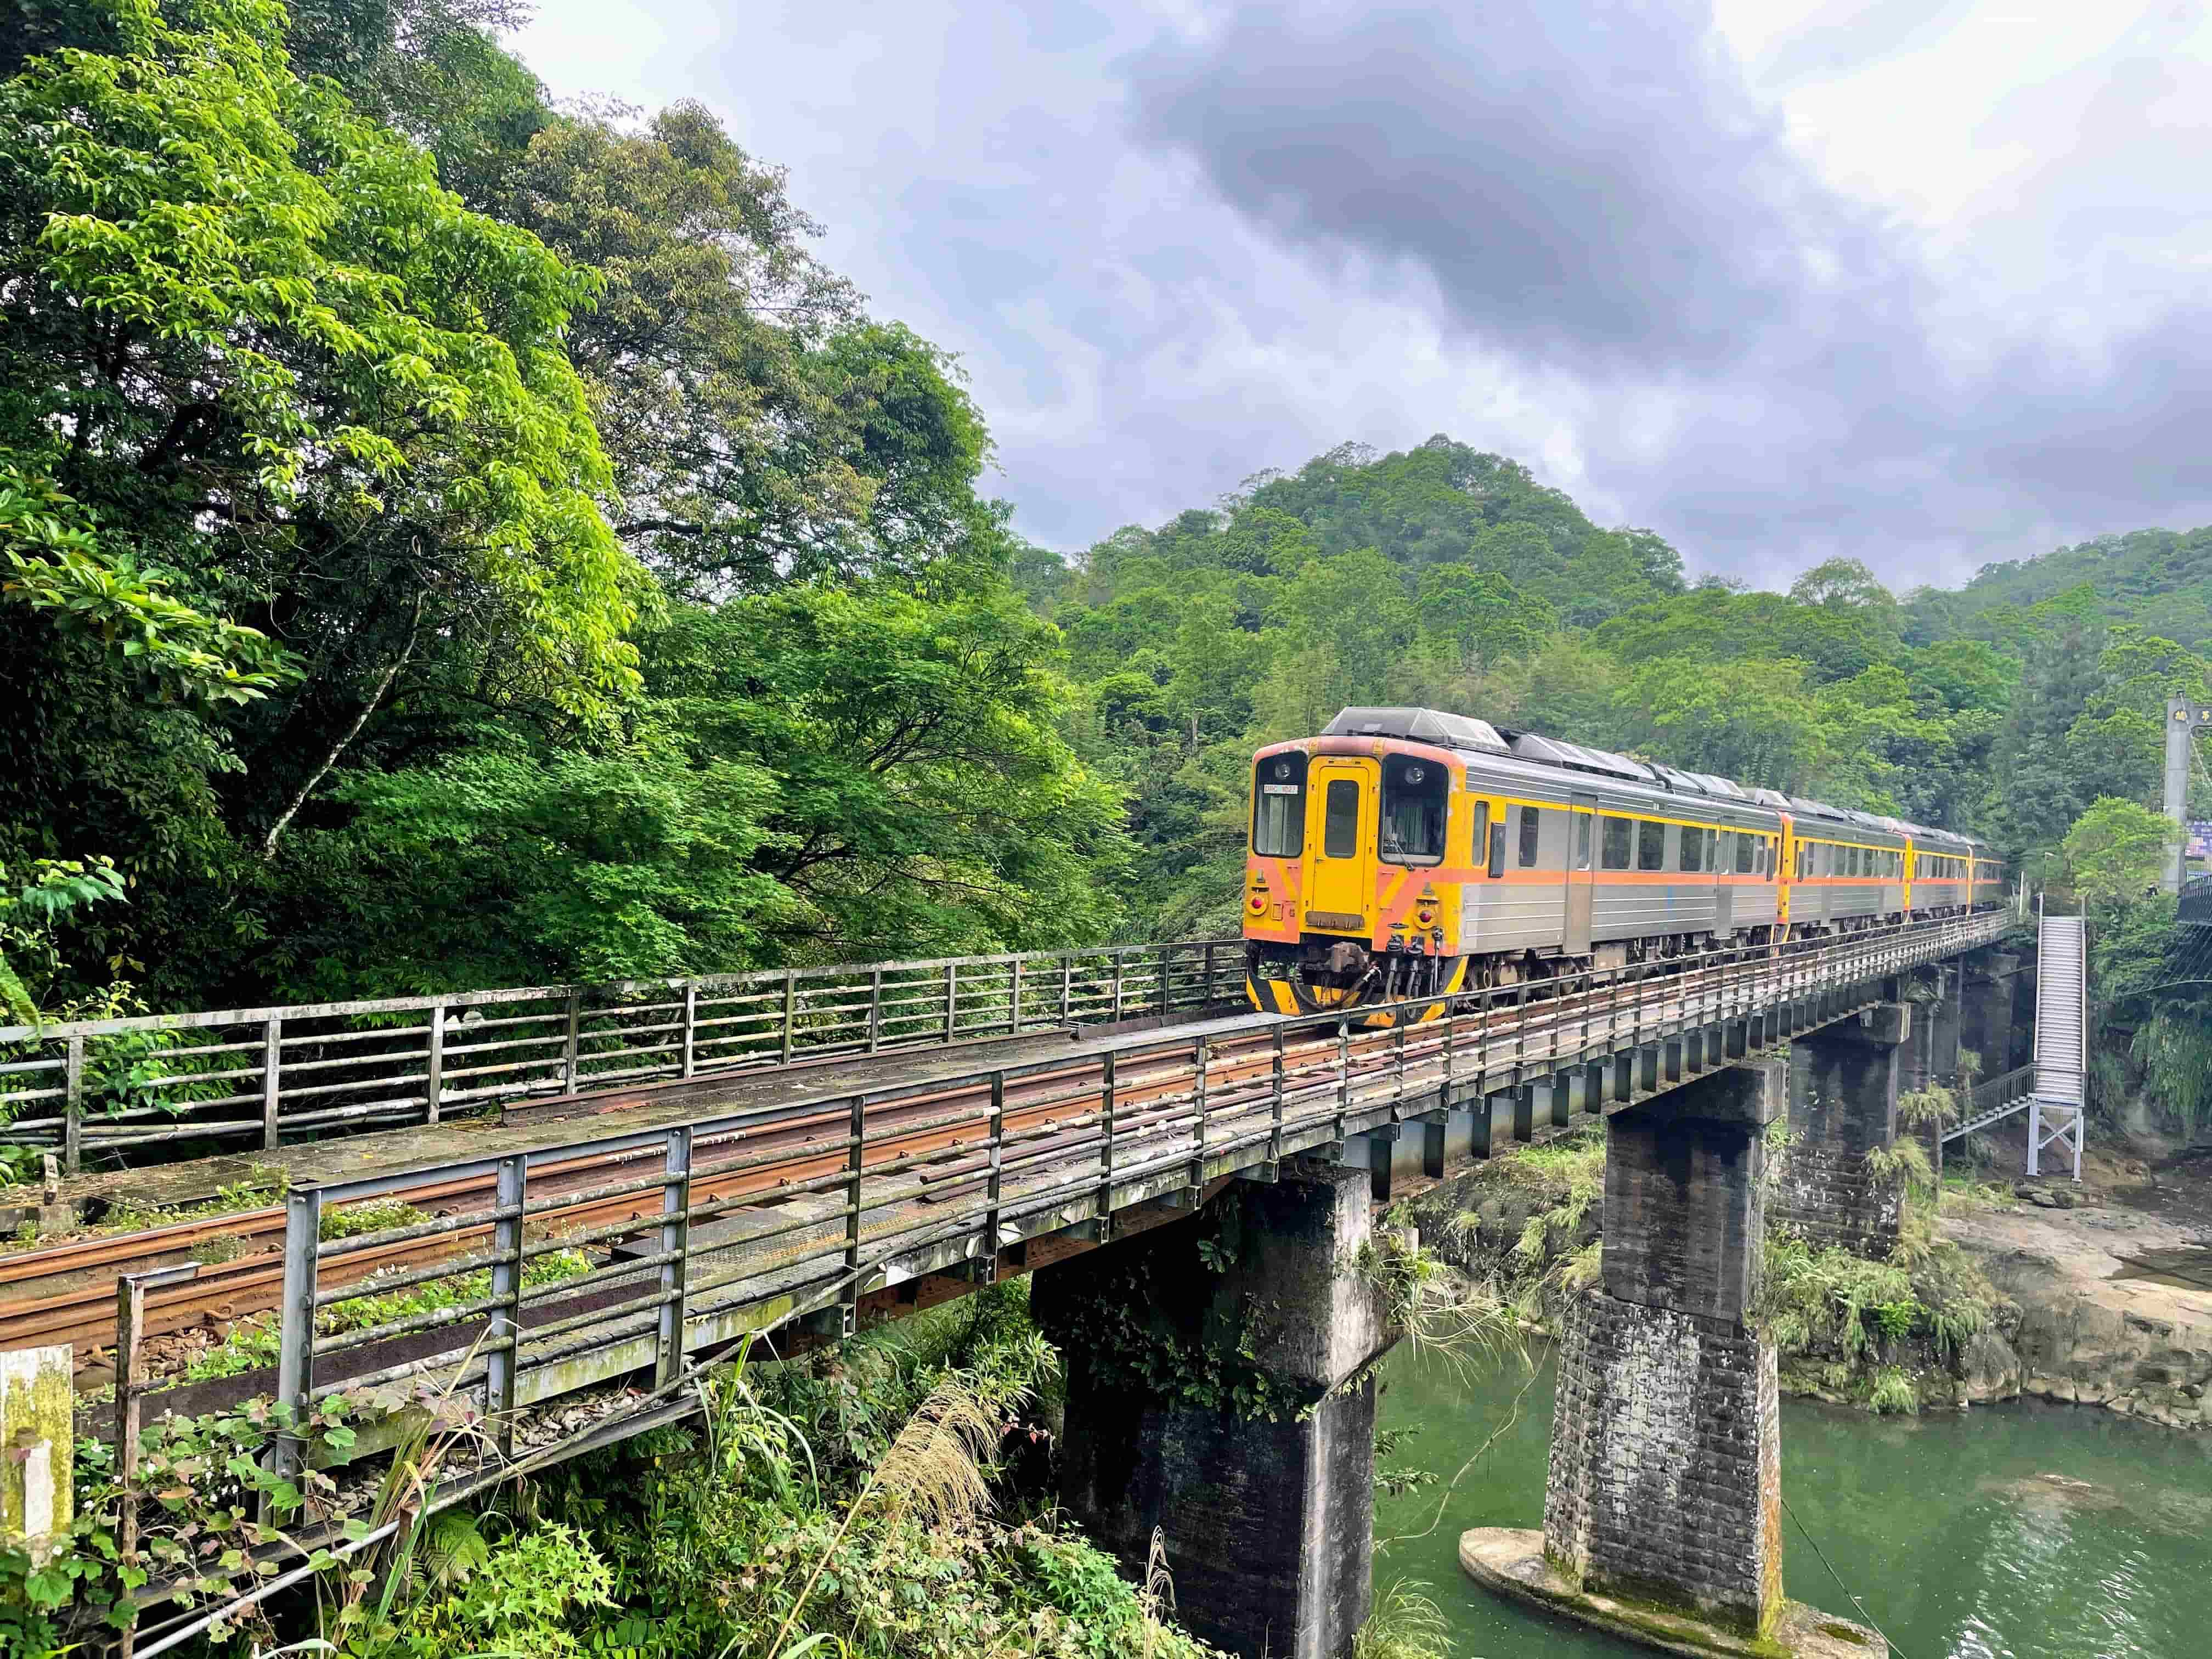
[615,517,706,538]
[261,592,428,860]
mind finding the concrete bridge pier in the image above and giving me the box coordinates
[1904,969,1962,1095]
[1033,1168,1390,1659]
[1960,950,2025,1079]
[1539,1059,1788,1637]
[1775,1005,1912,1255]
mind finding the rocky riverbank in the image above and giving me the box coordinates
[1392,1125,2212,1429]
[1938,1183,2212,1428]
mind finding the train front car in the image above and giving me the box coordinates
[1243,708,1488,1020]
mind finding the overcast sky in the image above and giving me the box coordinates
[515,1,2212,590]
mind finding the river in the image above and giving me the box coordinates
[1372,1344,2212,1659]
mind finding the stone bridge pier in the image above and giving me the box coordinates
[1032,1169,1390,1659]
[1960,949,2028,1077]
[1775,1003,1912,1254]
[1541,1059,1788,1637]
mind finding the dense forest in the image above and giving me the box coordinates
[1,0,2207,1086]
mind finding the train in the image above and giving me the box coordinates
[1242,706,2008,1019]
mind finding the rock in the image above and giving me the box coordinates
[1960,1330,2021,1402]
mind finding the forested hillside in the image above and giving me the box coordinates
[2,0,2208,1041]
[1023,437,2212,940]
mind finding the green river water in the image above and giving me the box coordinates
[1371,1346,2212,1659]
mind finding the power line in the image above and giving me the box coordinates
[1780,1491,1916,1659]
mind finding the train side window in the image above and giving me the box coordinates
[1488,817,1508,879]
[1681,826,1704,872]
[1323,780,1360,859]
[1470,802,1491,871]
[1601,816,1631,870]
[1519,806,1542,868]
[1848,846,1860,877]
[1638,820,1665,871]
[1252,754,1307,857]
[1735,832,1756,874]
[1575,811,1593,871]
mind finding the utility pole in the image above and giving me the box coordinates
[2162,695,2212,893]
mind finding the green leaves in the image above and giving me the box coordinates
[0,462,297,706]
[2062,797,2173,909]
[0,0,641,719]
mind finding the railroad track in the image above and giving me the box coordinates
[6,1003,1493,1368]
[5,917,2004,1379]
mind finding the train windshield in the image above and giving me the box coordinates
[1252,754,1307,856]
[1379,754,1447,865]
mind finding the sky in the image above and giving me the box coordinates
[514,0,2212,591]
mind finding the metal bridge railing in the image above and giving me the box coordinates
[2180,873,2212,926]
[0,939,1239,1173]
[221,912,2002,1466]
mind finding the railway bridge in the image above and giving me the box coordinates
[2,911,2019,1658]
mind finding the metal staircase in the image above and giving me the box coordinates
[2027,911,2087,1180]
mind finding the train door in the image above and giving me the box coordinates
[1776,815,1796,932]
[1565,792,1596,955]
[1714,826,1735,936]
[1304,757,1379,935]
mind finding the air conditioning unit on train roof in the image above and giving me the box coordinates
[1688,771,1750,799]
[1503,731,1657,784]
[1322,706,1511,754]
[1651,763,1709,794]
[1748,787,1792,809]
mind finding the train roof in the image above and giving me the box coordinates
[1312,707,1999,857]
[1322,706,1511,754]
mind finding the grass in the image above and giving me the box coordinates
[184,1243,596,1381]
[320,1196,430,1241]
[1866,1366,1919,1415]
[1759,1229,1919,1360]
[1356,1578,1453,1659]
[0,1166,293,1252]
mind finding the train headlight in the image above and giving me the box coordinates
[1406,765,1425,783]
[1272,760,1291,780]
[1248,894,1266,913]
[1416,906,1435,926]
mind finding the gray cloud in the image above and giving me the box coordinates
[517,0,2212,587]
[1114,2,2212,578]
[1127,2,1920,375]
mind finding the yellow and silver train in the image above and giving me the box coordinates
[1243,707,2006,1019]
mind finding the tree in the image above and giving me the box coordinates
[2061,798,2172,907]
[1269,548,1416,702]
[1415,563,1554,670]
[0,0,639,708]
[492,106,992,596]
